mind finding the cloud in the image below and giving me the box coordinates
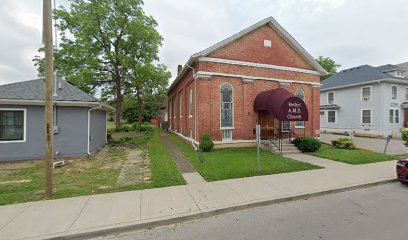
[1,0,408,86]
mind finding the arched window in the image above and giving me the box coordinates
[220,83,233,128]
[295,89,305,128]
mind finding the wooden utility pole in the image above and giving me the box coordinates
[43,0,54,197]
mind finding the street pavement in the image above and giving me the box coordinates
[320,133,407,155]
[98,183,408,240]
[0,154,398,240]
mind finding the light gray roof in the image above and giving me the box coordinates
[321,64,408,90]
[0,78,100,102]
[397,62,408,70]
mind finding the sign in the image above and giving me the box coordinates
[151,119,157,125]
[280,97,308,121]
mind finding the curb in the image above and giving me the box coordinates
[50,179,397,240]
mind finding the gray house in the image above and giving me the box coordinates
[320,63,408,137]
[0,79,114,161]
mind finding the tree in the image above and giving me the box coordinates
[33,0,163,128]
[124,63,170,124]
[316,56,341,81]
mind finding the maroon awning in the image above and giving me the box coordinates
[254,88,309,121]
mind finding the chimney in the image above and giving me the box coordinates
[177,65,182,75]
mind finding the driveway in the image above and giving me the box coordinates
[320,133,407,155]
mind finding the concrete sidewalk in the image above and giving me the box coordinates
[0,155,398,240]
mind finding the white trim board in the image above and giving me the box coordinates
[194,71,321,87]
[199,57,321,75]
[0,108,27,143]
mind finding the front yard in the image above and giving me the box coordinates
[310,144,398,164]
[0,127,185,206]
[168,133,321,181]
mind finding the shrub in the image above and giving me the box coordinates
[199,133,214,152]
[400,129,408,147]
[331,137,356,149]
[296,136,321,152]
[292,137,301,148]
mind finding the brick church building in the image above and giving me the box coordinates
[167,17,327,145]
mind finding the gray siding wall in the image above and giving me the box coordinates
[89,109,106,152]
[320,82,407,137]
[0,105,106,161]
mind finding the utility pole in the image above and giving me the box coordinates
[43,0,54,197]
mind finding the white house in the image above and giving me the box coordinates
[320,63,408,137]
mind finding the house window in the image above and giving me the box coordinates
[361,109,371,124]
[179,94,183,118]
[327,91,335,104]
[0,110,25,142]
[405,88,408,101]
[389,109,400,124]
[220,83,233,128]
[327,110,336,123]
[361,87,371,101]
[320,111,325,115]
[173,98,176,118]
[222,130,232,141]
[295,89,305,128]
[392,86,398,99]
[189,88,193,118]
[281,121,290,132]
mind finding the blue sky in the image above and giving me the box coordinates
[0,0,407,85]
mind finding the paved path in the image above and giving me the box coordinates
[320,133,407,155]
[100,183,408,240]
[117,149,151,187]
[0,154,397,240]
[160,133,205,184]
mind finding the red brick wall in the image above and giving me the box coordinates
[168,24,321,142]
[209,25,314,70]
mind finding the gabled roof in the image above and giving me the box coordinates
[0,79,99,102]
[169,16,327,92]
[0,79,114,111]
[321,64,408,90]
[397,62,408,70]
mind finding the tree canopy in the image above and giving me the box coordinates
[33,0,170,127]
[316,56,341,81]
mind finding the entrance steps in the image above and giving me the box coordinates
[261,139,301,155]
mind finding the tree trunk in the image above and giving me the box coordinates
[136,90,143,125]
[114,70,122,129]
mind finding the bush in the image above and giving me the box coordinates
[199,133,214,152]
[331,137,356,149]
[400,129,408,147]
[295,136,321,152]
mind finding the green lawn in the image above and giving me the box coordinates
[310,144,397,164]
[168,133,321,181]
[0,127,185,205]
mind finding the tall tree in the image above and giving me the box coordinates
[124,63,170,124]
[316,56,341,81]
[33,0,163,128]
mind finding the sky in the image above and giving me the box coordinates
[0,0,407,86]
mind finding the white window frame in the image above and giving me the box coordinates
[189,88,193,118]
[389,108,400,124]
[391,85,398,99]
[361,86,372,101]
[327,91,335,104]
[327,110,337,123]
[361,109,372,124]
[0,108,27,143]
[179,94,183,118]
[221,129,233,141]
[405,88,408,101]
[220,83,234,130]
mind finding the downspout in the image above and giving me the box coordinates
[87,104,103,155]
[186,64,197,141]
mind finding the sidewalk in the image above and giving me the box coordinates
[0,155,397,240]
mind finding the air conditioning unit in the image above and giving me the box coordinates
[53,126,59,134]
[363,97,370,101]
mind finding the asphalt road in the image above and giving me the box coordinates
[94,183,408,240]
